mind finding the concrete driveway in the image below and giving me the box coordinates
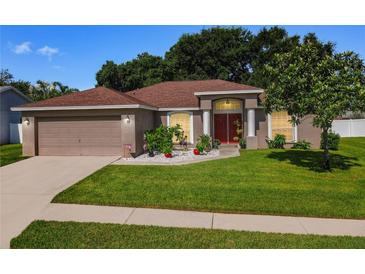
[0,156,119,248]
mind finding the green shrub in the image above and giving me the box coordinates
[239,138,246,149]
[292,140,311,150]
[145,130,156,153]
[321,131,340,150]
[196,143,205,153]
[197,134,211,151]
[149,124,183,154]
[212,139,221,149]
[266,134,286,149]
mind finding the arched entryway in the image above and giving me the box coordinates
[213,98,243,144]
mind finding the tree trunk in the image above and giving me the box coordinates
[322,127,330,170]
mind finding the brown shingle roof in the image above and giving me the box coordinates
[18,80,262,109]
[19,86,155,108]
[127,79,261,108]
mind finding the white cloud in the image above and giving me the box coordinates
[37,45,59,60]
[13,42,32,54]
[52,65,62,70]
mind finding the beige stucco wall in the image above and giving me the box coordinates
[243,108,267,149]
[297,115,322,148]
[21,116,37,156]
[134,109,155,156]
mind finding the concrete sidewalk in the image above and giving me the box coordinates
[40,204,365,237]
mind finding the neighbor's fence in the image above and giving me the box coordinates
[331,119,365,137]
[10,123,22,144]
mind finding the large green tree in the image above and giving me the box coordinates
[119,52,166,91]
[96,53,166,91]
[0,69,78,101]
[248,27,300,88]
[165,27,253,82]
[0,69,32,94]
[264,35,365,169]
[95,61,122,90]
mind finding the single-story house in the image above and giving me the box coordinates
[12,79,321,157]
[1,86,32,144]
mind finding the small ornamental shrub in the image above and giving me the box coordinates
[145,130,156,156]
[321,131,340,150]
[292,140,311,150]
[212,139,221,149]
[266,134,286,149]
[239,138,246,149]
[197,134,211,152]
[152,124,183,154]
[196,143,205,153]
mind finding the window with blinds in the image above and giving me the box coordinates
[169,112,191,143]
[271,111,293,140]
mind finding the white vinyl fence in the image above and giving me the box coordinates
[10,123,22,144]
[331,119,365,137]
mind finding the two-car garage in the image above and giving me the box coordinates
[37,116,122,156]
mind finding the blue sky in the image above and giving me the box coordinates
[1,26,364,90]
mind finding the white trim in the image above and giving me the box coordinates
[167,111,194,144]
[294,123,298,142]
[247,109,256,137]
[158,107,199,111]
[203,110,211,135]
[11,104,157,111]
[194,89,264,96]
[267,113,272,139]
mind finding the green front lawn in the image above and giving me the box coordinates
[53,137,365,219]
[0,144,28,167]
[11,220,365,249]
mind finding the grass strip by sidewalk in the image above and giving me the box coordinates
[11,220,365,249]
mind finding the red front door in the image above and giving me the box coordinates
[228,113,242,143]
[214,114,228,143]
[214,113,242,144]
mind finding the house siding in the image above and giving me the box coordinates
[0,90,30,144]
[297,115,322,148]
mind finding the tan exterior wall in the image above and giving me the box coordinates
[297,115,322,148]
[22,116,37,156]
[192,110,203,143]
[134,109,155,156]
[243,108,267,149]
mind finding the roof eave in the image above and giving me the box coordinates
[194,89,264,96]
[11,104,157,112]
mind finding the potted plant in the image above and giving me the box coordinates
[163,147,173,158]
[239,138,246,149]
[195,143,204,155]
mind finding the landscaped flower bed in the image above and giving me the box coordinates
[124,148,219,163]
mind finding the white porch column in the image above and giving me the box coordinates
[203,110,211,135]
[247,108,256,137]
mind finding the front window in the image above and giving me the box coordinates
[168,112,193,143]
[271,111,293,140]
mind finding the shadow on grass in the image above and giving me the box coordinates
[266,150,361,172]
